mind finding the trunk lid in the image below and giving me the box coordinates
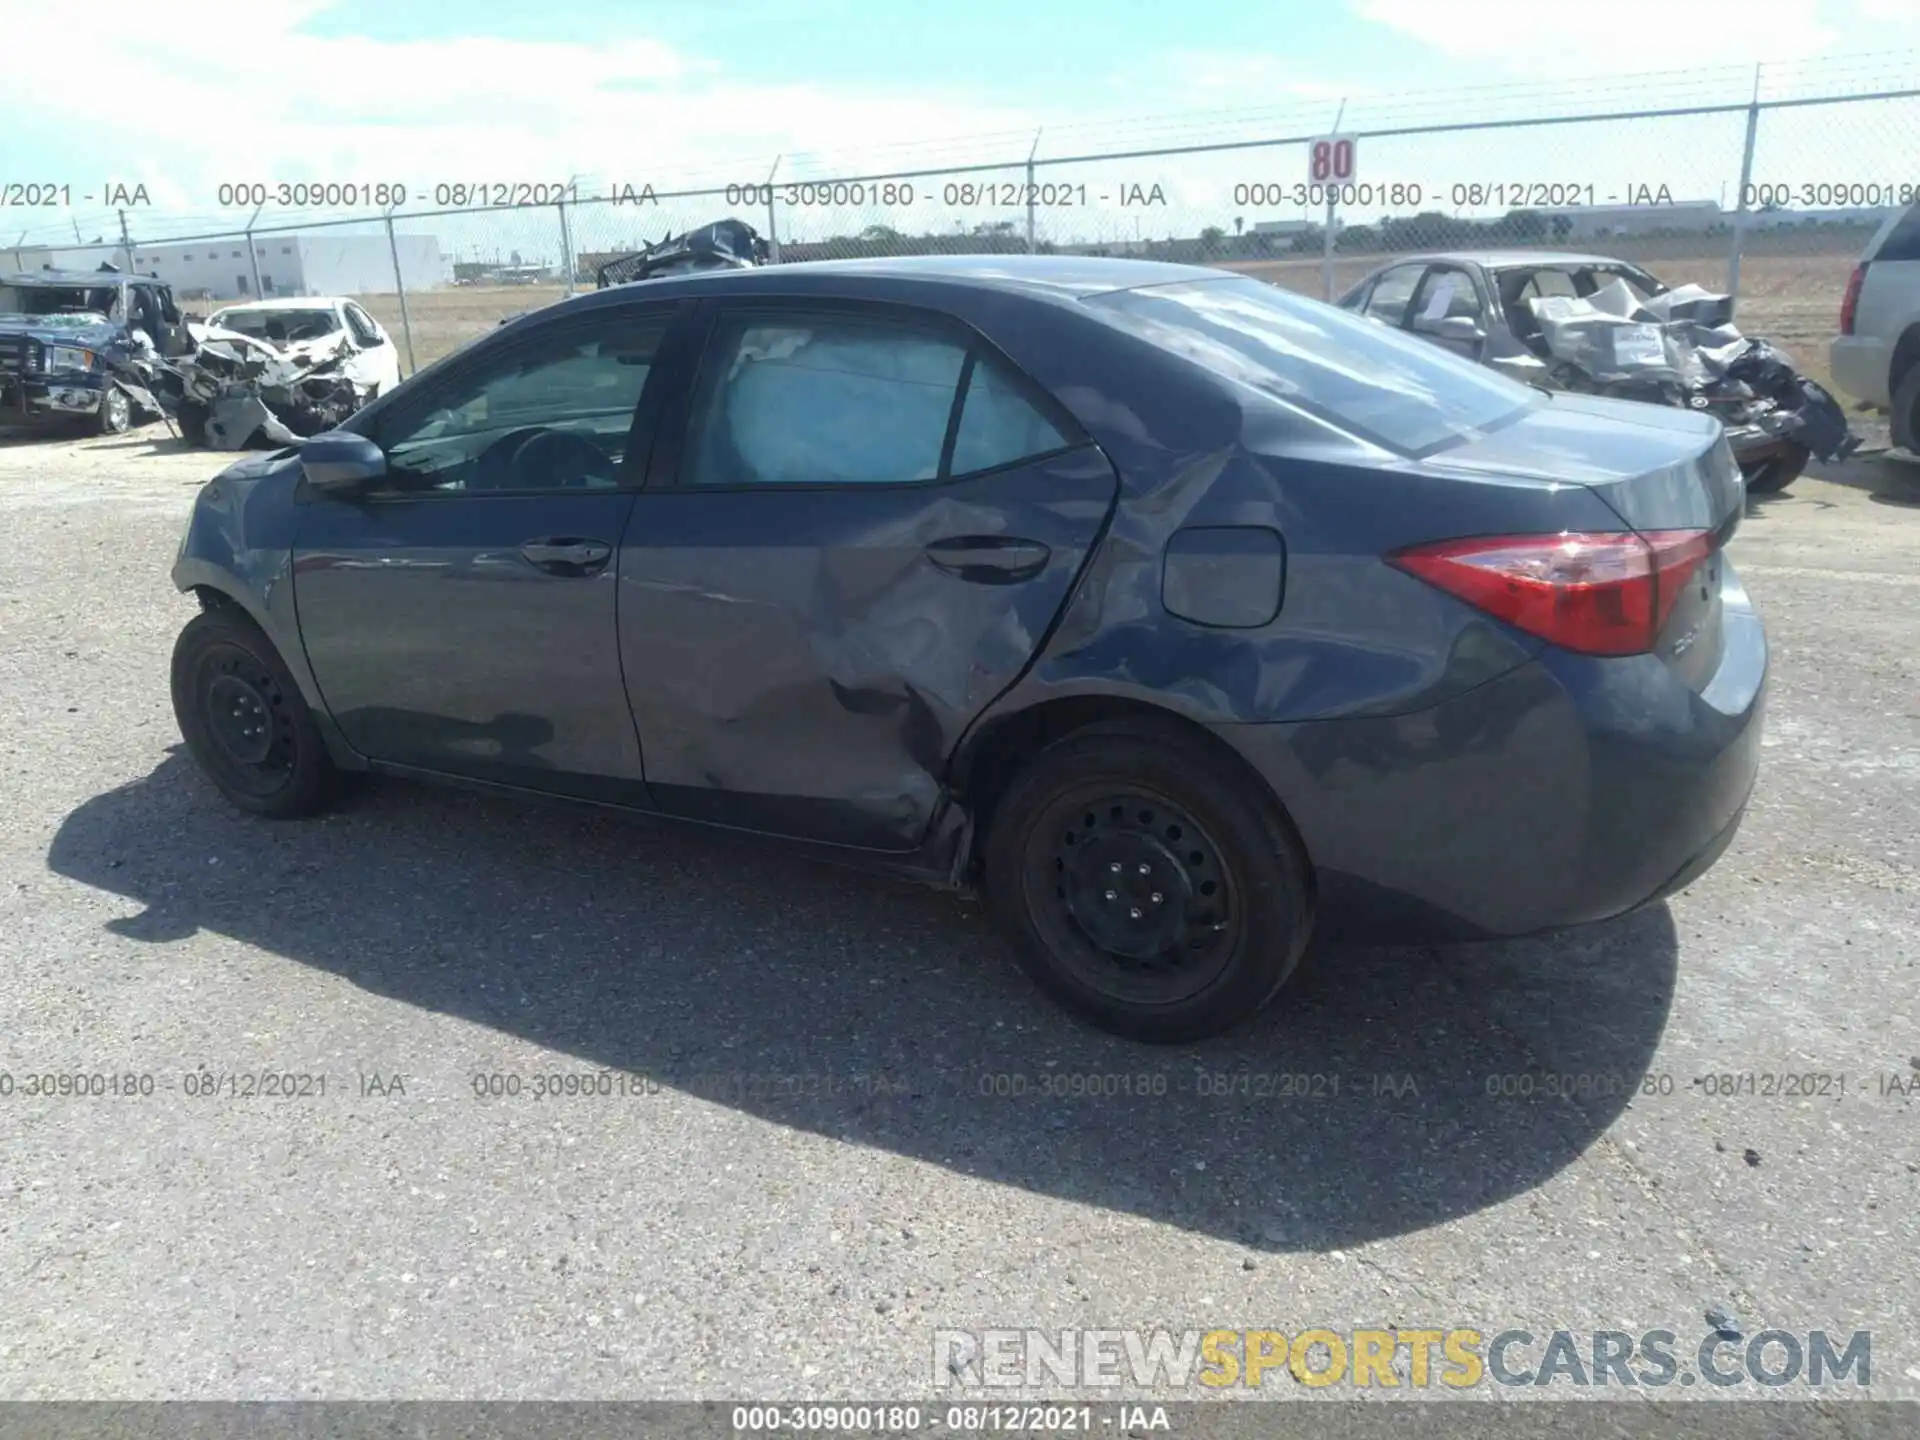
[1418,390,1744,688]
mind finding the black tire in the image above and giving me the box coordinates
[1892,362,1920,455]
[175,399,209,447]
[1743,441,1809,495]
[97,386,132,435]
[170,608,340,818]
[983,721,1314,1044]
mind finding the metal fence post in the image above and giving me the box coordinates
[764,156,782,263]
[1321,98,1346,302]
[1727,63,1763,313]
[558,193,577,297]
[244,203,264,298]
[1026,129,1043,255]
[383,210,417,376]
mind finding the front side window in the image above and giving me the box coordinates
[682,311,1068,487]
[1085,275,1535,455]
[1361,266,1421,326]
[1410,268,1485,327]
[376,315,667,493]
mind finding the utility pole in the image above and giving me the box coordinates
[116,209,134,273]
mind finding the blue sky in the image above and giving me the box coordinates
[4,0,1917,254]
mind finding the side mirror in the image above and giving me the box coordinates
[300,431,387,498]
[1418,314,1486,344]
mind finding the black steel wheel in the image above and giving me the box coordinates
[985,720,1314,1043]
[171,608,340,817]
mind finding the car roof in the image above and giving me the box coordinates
[209,297,343,311]
[1376,251,1648,271]
[558,253,1232,310]
[0,269,135,286]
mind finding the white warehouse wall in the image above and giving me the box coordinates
[117,233,444,300]
[297,234,443,295]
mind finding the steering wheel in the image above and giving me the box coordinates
[469,426,614,490]
[508,428,616,488]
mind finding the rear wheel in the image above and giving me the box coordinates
[1743,441,1809,495]
[983,722,1314,1043]
[1893,363,1920,455]
[171,608,340,817]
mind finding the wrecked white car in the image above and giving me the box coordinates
[1339,251,1860,493]
[175,297,400,449]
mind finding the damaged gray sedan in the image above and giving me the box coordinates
[1339,251,1859,492]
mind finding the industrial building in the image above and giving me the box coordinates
[1,234,446,301]
[125,233,444,300]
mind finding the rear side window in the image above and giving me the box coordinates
[1086,275,1535,455]
[1875,204,1920,263]
[683,312,1069,487]
[951,356,1068,475]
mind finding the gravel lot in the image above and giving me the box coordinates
[0,421,1916,1414]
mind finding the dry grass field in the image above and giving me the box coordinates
[350,248,1859,398]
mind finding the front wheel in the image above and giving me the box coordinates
[1743,441,1809,495]
[170,608,340,817]
[983,722,1314,1043]
[97,385,132,435]
[175,399,209,447]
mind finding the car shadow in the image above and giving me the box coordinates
[47,750,1679,1253]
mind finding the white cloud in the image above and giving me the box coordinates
[1349,0,1907,72]
[3,0,1042,241]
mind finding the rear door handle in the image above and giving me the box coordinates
[519,537,612,575]
[924,536,1052,584]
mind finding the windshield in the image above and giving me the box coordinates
[1084,275,1536,454]
[209,306,344,344]
[0,283,119,320]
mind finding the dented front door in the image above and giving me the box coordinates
[615,299,1119,852]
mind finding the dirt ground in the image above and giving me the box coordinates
[345,249,1859,398]
[0,421,1915,1408]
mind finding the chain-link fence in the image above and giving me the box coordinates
[8,60,1916,389]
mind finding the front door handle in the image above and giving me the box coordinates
[519,537,612,575]
[924,536,1052,584]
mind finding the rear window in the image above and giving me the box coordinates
[1084,275,1536,455]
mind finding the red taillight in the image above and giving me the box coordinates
[1387,530,1713,657]
[1839,262,1867,335]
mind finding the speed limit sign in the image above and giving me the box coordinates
[1307,134,1358,186]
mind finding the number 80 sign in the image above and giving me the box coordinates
[1307,134,1358,185]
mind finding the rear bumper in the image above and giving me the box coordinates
[1212,561,1767,941]
[1830,335,1891,411]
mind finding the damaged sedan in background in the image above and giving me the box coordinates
[175,297,401,449]
[1339,251,1860,493]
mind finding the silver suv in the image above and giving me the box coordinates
[1831,204,1920,451]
